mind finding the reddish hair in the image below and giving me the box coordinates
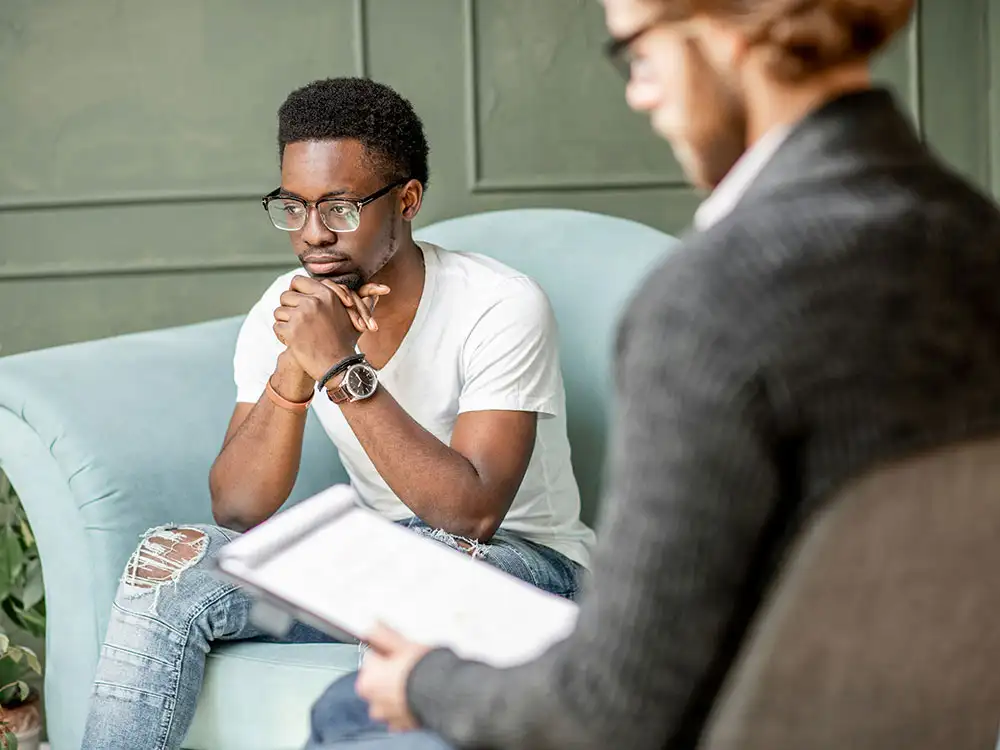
[648,0,914,80]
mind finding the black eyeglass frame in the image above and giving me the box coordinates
[261,177,411,233]
[602,15,672,80]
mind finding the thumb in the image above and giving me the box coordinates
[318,279,353,306]
[357,284,390,314]
[364,623,408,654]
[357,283,391,299]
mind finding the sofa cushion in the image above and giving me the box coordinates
[184,642,361,750]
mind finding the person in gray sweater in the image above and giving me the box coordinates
[307,0,1000,747]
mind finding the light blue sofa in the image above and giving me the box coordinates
[0,209,676,749]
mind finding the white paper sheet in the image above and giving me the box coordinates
[218,485,579,668]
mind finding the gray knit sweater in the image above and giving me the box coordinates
[407,89,1000,749]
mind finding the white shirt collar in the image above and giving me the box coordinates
[693,126,791,231]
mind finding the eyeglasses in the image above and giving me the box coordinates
[603,15,670,81]
[261,178,410,233]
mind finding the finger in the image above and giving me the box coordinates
[273,306,291,323]
[289,275,327,295]
[356,665,385,718]
[346,306,366,334]
[290,275,335,307]
[317,282,365,333]
[278,290,311,308]
[357,283,390,299]
[357,284,390,314]
[348,289,378,332]
[364,623,408,655]
[319,280,355,308]
[272,321,288,345]
[355,666,370,699]
[368,704,389,724]
[390,717,417,733]
[319,281,374,332]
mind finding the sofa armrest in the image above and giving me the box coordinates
[0,316,345,750]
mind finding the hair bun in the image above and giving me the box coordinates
[746,0,913,81]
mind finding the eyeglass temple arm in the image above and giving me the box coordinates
[357,178,411,208]
[261,187,283,208]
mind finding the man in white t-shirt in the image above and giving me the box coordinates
[82,77,594,750]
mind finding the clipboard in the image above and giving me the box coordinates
[214,485,579,667]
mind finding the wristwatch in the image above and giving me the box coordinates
[326,360,378,404]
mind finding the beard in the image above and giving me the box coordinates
[297,260,365,291]
[667,39,749,191]
[310,269,363,291]
[682,117,747,191]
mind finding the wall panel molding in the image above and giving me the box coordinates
[462,0,685,194]
[0,189,263,213]
[0,0,362,207]
[462,0,484,191]
[0,256,293,282]
[989,0,999,197]
[354,0,369,77]
[4,0,991,357]
[2,1,369,214]
[906,5,923,137]
[471,173,689,194]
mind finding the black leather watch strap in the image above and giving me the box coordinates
[317,353,366,390]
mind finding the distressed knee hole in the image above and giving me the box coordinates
[123,527,207,591]
[425,528,490,560]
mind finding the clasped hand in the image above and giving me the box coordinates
[272,275,390,380]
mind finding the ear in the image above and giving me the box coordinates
[399,179,424,222]
[690,15,749,72]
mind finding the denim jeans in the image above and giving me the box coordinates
[82,517,582,750]
[307,672,452,749]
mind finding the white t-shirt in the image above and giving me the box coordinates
[233,242,595,567]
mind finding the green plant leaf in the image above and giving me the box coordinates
[19,648,39,676]
[20,562,43,612]
[0,662,21,694]
[0,680,30,706]
[11,608,44,640]
[0,547,12,606]
[5,649,21,665]
[0,605,18,636]
[17,521,33,550]
[0,530,24,598]
[0,480,45,653]
[0,727,16,750]
[5,531,24,586]
[0,681,20,707]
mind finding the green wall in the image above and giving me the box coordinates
[0,0,994,356]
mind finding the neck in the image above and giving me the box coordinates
[744,62,873,147]
[369,233,424,323]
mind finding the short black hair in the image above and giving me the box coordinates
[277,77,429,188]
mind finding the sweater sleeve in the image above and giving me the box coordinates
[407,262,782,750]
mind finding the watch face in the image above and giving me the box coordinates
[344,364,377,400]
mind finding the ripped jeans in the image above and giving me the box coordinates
[82,519,582,750]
